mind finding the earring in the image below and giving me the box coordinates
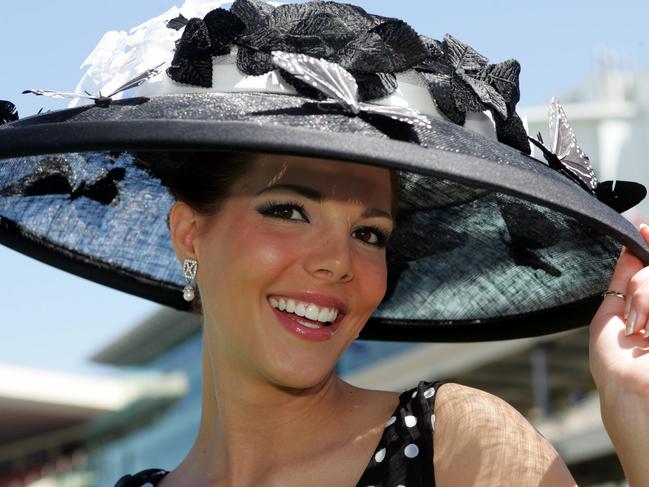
[182,258,198,302]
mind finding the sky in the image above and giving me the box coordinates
[1,0,649,376]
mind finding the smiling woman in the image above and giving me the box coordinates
[3,0,649,485]
[171,155,393,350]
[154,151,399,318]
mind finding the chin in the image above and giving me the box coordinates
[263,351,339,391]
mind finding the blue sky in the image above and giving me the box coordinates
[1,1,648,375]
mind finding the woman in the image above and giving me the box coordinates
[162,153,581,486]
[2,1,649,485]
[138,155,649,486]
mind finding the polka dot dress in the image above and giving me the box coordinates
[114,380,444,487]
[354,380,442,487]
[114,468,170,487]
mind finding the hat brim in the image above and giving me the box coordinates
[1,92,647,341]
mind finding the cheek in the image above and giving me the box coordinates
[198,218,306,350]
[215,220,304,291]
[356,253,388,310]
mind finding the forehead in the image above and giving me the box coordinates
[234,154,393,209]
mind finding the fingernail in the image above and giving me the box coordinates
[625,296,633,320]
[626,309,637,336]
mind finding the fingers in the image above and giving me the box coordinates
[599,244,644,320]
[625,265,649,337]
[608,245,645,300]
[595,224,649,335]
[625,292,632,320]
[625,265,649,314]
[621,224,649,336]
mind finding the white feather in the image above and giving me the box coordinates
[68,1,256,108]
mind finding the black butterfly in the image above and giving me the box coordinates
[529,97,645,213]
[166,13,189,30]
[270,51,433,130]
[497,196,562,277]
[0,100,18,125]
[1,156,125,206]
[23,63,164,108]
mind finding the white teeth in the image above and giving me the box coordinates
[296,318,323,329]
[305,304,320,321]
[329,308,338,322]
[294,302,306,317]
[317,307,330,323]
[268,297,341,323]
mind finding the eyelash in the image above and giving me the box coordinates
[257,200,310,222]
[256,201,390,248]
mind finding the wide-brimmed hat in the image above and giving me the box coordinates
[1,0,647,341]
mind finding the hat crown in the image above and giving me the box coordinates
[73,0,528,151]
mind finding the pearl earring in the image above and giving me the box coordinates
[182,258,198,302]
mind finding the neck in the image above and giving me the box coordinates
[176,328,357,486]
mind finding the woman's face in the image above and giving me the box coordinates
[189,155,394,388]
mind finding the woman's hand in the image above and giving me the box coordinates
[590,223,649,398]
[590,223,649,486]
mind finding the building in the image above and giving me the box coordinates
[0,361,187,486]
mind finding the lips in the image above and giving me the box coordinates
[269,305,344,341]
[266,292,348,341]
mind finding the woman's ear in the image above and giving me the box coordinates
[169,201,199,261]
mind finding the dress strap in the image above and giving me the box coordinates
[114,468,170,487]
[355,380,445,487]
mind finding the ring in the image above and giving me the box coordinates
[601,290,626,300]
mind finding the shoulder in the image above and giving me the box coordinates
[433,383,576,487]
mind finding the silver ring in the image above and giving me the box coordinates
[601,290,626,300]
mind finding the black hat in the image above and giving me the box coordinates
[1,0,647,342]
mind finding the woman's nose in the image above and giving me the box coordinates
[304,230,354,283]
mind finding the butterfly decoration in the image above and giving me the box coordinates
[23,63,165,108]
[270,51,433,131]
[1,156,125,206]
[0,100,19,125]
[166,13,189,31]
[529,97,645,213]
[497,196,562,277]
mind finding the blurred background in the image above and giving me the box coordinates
[1,1,648,485]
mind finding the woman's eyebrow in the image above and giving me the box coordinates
[257,184,394,221]
[257,184,322,201]
[361,208,393,220]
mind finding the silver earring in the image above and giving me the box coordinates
[182,258,198,302]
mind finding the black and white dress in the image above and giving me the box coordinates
[114,380,443,487]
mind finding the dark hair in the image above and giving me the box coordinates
[162,151,257,215]
[150,151,257,314]
[161,151,400,217]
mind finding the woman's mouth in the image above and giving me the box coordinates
[267,295,345,341]
[268,296,339,326]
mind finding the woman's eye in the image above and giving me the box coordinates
[280,207,305,221]
[257,202,309,222]
[353,227,389,247]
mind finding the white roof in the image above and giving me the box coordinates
[0,363,187,456]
